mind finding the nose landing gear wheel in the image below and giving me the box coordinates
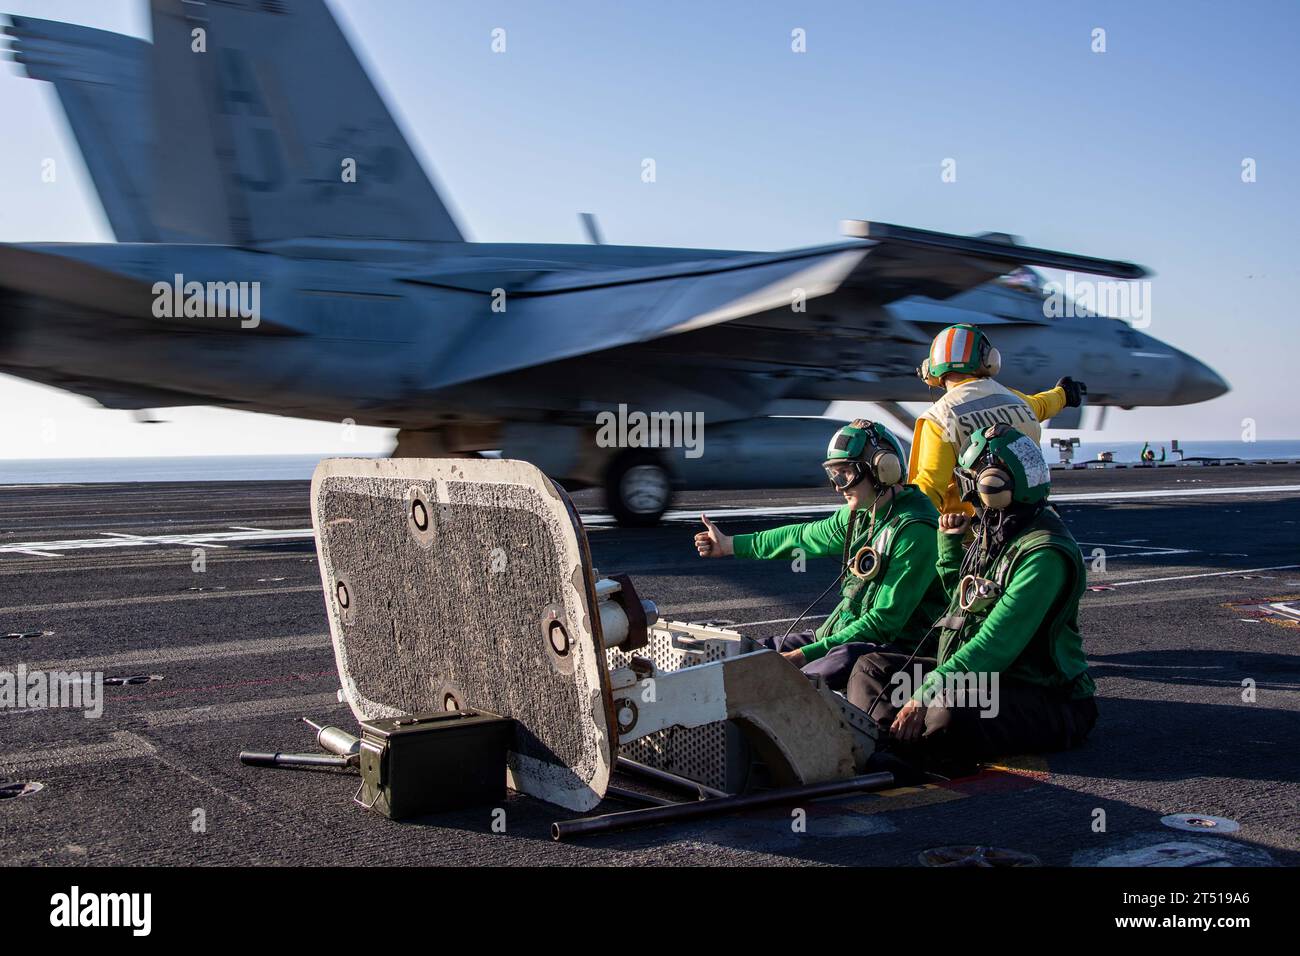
[604,451,673,527]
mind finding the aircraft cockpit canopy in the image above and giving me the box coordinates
[995,266,1046,295]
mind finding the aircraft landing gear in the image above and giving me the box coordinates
[604,449,673,527]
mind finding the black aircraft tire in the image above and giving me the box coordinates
[604,451,673,527]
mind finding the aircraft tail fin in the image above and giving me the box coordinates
[149,0,464,245]
[3,16,161,242]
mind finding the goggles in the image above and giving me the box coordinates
[825,462,863,491]
[954,466,981,503]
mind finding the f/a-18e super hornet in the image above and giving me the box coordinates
[0,1,1228,524]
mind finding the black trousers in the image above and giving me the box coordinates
[846,650,1098,772]
[757,630,890,692]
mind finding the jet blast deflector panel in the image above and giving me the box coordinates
[310,457,613,812]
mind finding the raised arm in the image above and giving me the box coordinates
[731,507,850,561]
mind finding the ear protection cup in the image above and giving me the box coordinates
[849,546,882,580]
[862,423,903,488]
[871,448,903,486]
[984,346,1002,377]
[917,358,942,388]
[976,467,1014,509]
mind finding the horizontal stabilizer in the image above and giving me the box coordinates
[843,221,1149,280]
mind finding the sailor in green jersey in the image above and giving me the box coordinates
[847,422,1098,772]
[694,419,947,690]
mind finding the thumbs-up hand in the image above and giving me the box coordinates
[694,513,733,558]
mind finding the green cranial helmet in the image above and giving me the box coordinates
[957,423,1051,506]
[824,420,906,492]
[919,323,1000,383]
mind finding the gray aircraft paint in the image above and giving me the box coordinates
[0,2,1228,511]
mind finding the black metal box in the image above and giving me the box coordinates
[357,709,514,820]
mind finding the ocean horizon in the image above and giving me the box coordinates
[2,439,1298,485]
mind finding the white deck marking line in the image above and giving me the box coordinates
[1076,541,1188,552]
[99,530,228,549]
[1090,549,1195,559]
[11,633,330,674]
[1055,484,1300,502]
[0,527,314,557]
[1075,541,1197,559]
[1107,564,1300,588]
[1266,602,1300,621]
[229,526,271,532]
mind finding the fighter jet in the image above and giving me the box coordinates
[0,2,1228,524]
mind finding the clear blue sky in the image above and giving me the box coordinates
[1,0,1297,457]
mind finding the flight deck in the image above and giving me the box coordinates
[0,465,1296,867]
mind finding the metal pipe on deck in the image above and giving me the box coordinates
[616,755,728,800]
[552,771,895,841]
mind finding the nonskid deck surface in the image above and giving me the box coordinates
[0,465,1297,866]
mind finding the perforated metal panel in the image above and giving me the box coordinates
[606,622,753,793]
[312,457,614,813]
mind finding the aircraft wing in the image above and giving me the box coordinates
[420,222,1147,389]
[0,244,302,335]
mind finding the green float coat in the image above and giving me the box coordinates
[732,486,946,660]
[918,507,1094,702]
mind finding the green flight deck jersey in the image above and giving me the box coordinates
[731,486,946,660]
[917,506,1095,702]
